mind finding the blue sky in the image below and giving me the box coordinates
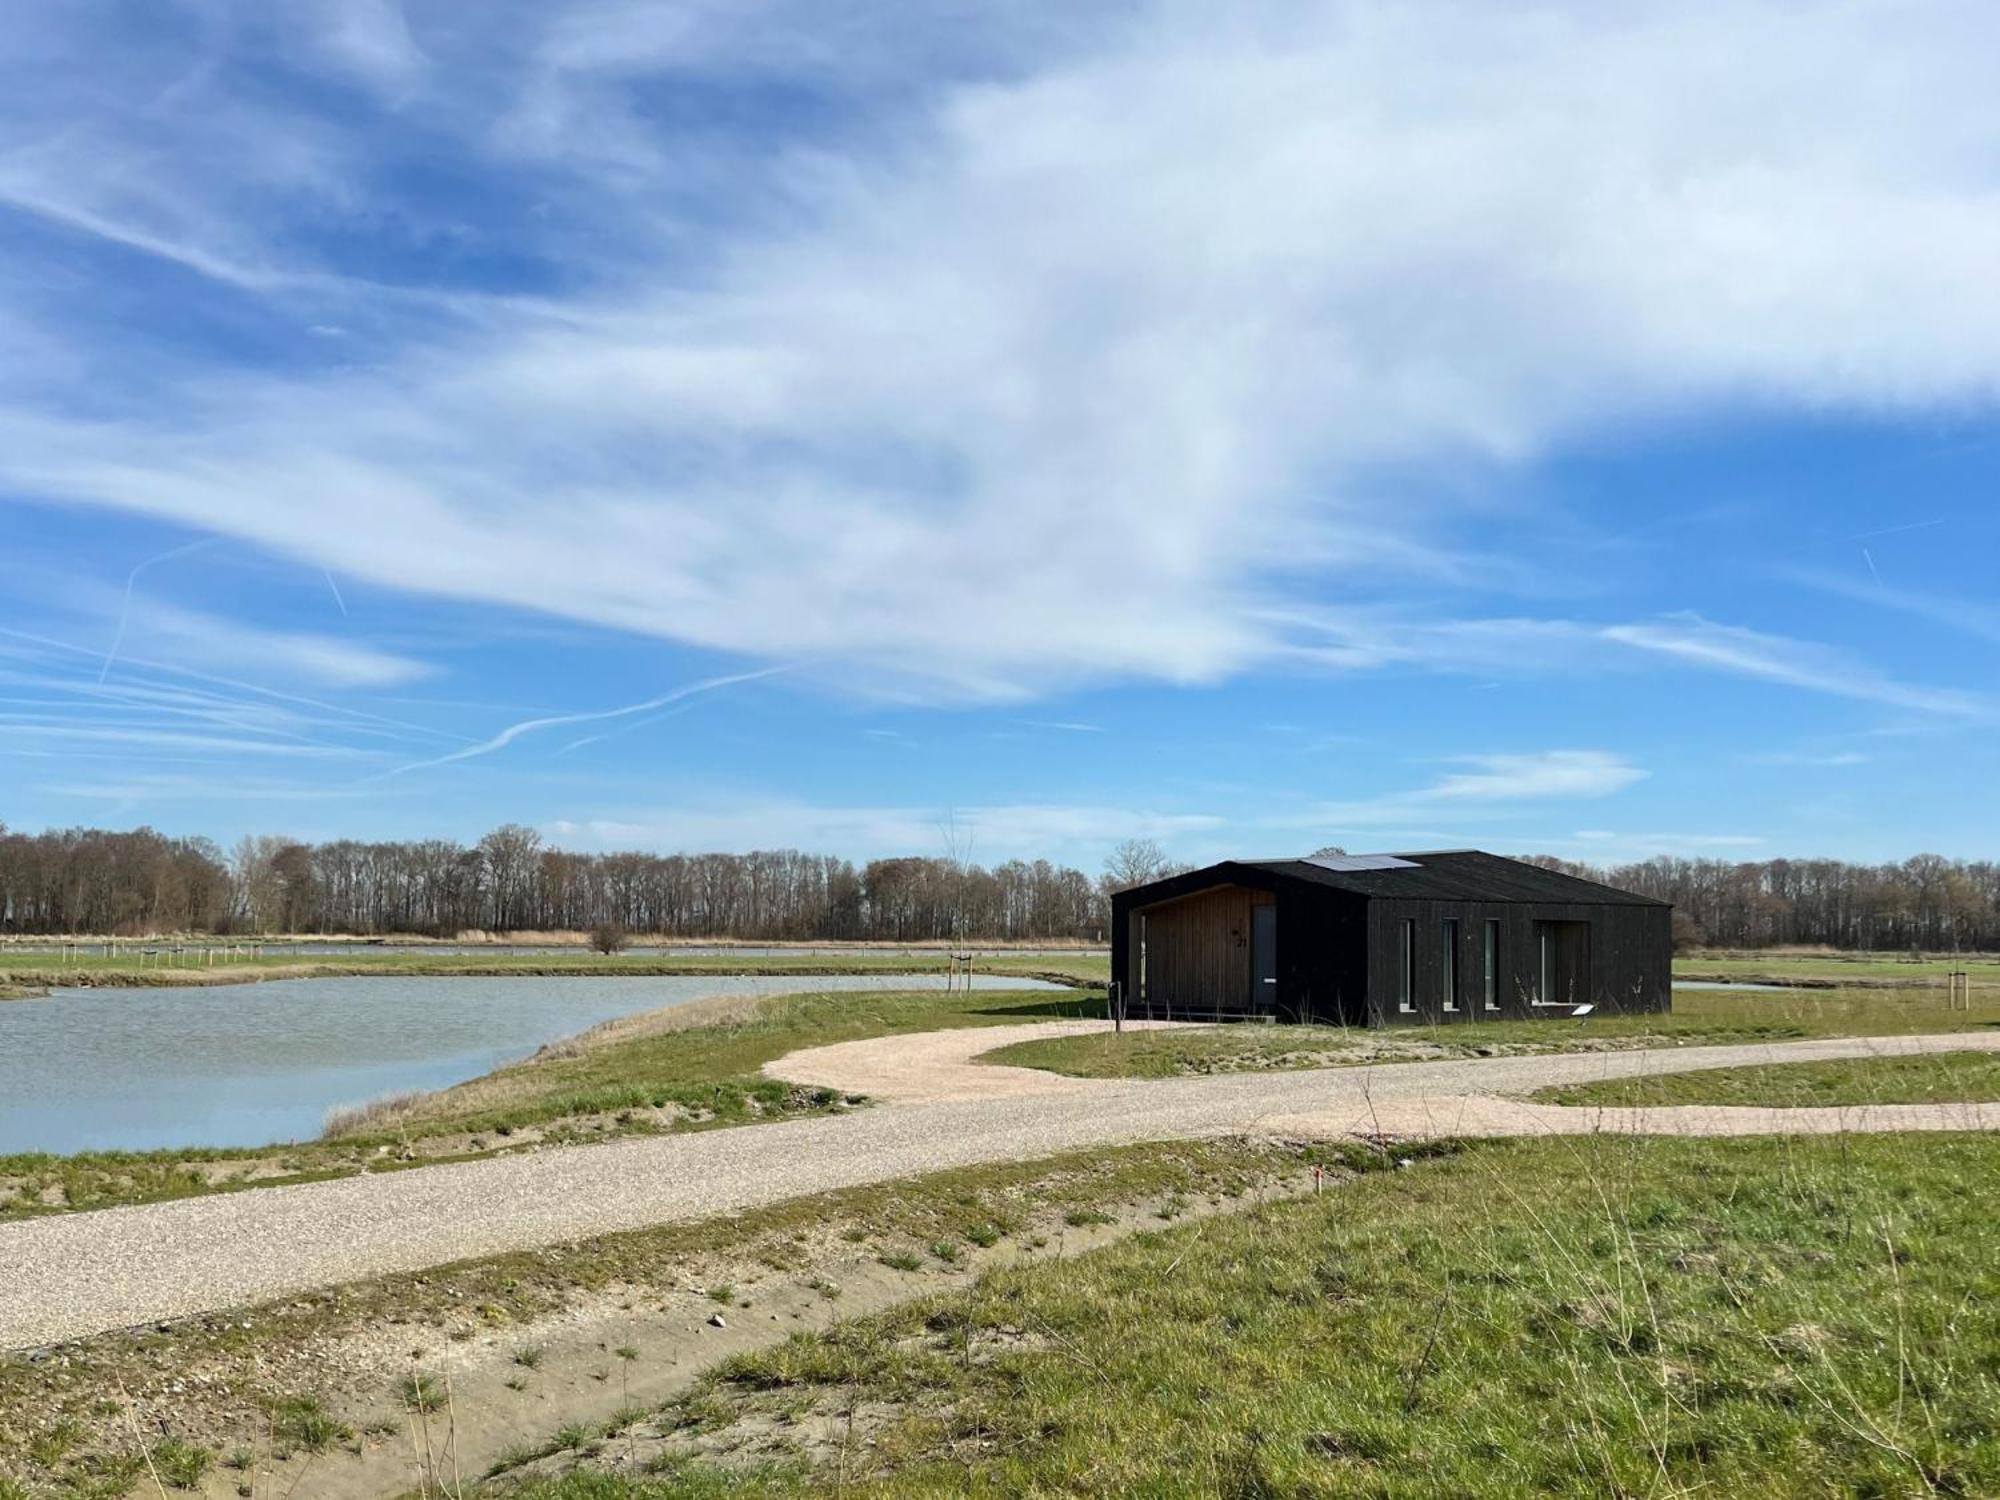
[2,0,1997,871]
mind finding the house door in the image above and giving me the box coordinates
[1251,903,1278,1013]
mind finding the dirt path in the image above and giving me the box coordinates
[765,1018,1182,1101]
[8,1027,2000,1351]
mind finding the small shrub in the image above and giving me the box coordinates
[589,924,630,956]
[512,1345,544,1369]
[1065,1208,1114,1228]
[149,1438,214,1490]
[270,1393,351,1452]
[966,1224,1001,1248]
[28,1417,81,1466]
[707,1284,735,1304]
[603,1405,648,1436]
[930,1240,961,1264]
[398,1371,444,1414]
[880,1249,923,1272]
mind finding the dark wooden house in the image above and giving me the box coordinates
[1110,850,1671,1026]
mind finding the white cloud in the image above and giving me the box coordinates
[1303,750,1649,829]
[1424,752,1651,803]
[1560,830,1769,859]
[550,800,1226,861]
[5,2,2000,702]
[1602,615,1990,719]
[1786,568,2000,647]
[109,597,434,691]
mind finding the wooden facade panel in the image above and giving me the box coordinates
[1135,883,1268,1015]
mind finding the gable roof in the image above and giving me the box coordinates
[1131,850,1668,907]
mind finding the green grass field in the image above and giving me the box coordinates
[1678,950,2000,985]
[987,983,2000,1080]
[1536,1049,2000,1108]
[0,985,1104,1220]
[477,1132,2000,1499]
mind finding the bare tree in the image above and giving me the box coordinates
[1101,838,1175,895]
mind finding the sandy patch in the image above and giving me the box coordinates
[765,1020,1183,1103]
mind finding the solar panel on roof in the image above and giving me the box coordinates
[1302,853,1421,872]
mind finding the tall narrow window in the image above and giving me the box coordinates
[1441,919,1459,1011]
[1397,918,1416,1013]
[1538,922,1555,1005]
[1482,920,1501,1011]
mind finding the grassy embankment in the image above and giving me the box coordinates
[990,973,2000,1080]
[0,1138,1331,1497]
[0,984,1104,1220]
[477,1132,2000,1499]
[1536,1049,2000,1108]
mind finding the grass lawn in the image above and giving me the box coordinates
[483,1132,2000,1499]
[1536,1049,2000,1108]
[987,983,2000,1080]
[0,985,1104,1220]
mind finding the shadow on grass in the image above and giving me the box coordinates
[966,997,1109,1020]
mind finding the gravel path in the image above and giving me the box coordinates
[6,1027,2000,1350]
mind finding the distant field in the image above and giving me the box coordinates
[1536,1049,2000,1108]
[0,947,1110,992]
[1679,950,2000,985]
[478,1132,2000,1498]
[2,943,1986,993]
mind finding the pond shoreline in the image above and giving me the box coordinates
[1,973,1081,1161]
[0,955,1103,993]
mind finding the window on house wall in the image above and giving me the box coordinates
[1397,918,1416,1013]
[1441,919,1459,1011]
[1533,920,1590,1006]
[1482,920,1500,1011]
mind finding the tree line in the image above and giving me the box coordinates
[0,823,1104,941]
[1526,853,2000,952]
[4,823,2000,950]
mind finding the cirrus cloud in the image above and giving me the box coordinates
[3,0,2000,706]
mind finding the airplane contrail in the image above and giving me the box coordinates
[99,536,226,683]
[371,665,793,780]
[1849,518,1945,541]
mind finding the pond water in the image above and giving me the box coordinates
[0,973,1065,1157]
[1672,980,1790,992]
